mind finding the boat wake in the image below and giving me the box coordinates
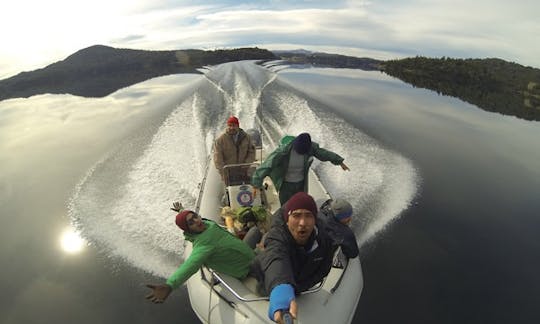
[68,61,418,278]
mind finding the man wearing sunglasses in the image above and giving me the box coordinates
[145,206,257,303]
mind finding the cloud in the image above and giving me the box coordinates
[112,34,147,44]
[0,0,538,78]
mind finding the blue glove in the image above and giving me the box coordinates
[268,284,295,321]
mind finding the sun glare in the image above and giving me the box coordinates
[60,228,86,254]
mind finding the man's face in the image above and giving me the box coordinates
[186,212,206,233]
[226,122,239,135]
[287,209,315,245]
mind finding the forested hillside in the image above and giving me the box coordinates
[382,57,540,121]
[0,46,277,100]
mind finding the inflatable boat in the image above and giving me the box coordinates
[184,131,363,323]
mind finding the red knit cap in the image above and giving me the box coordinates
[175,210,193,231]
[227,116,239,126]
[283,192,318,222]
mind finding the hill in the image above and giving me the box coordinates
[274,50,381,70]
[0,45,277,100]
[381,57,540,121]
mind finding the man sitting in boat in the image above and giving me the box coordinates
[319,198,359,266]
[251,132,350,205]
[250,192,335,323]
[145,206,258,304]
[214,116,256,185]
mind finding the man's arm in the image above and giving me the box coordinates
[166,246,211,289]
[259,228,299,322]
[213,137,224,174]
[258,228,296,295]
[312,143,345,166]
[340,228,359,258]
[251,151,277,188]
[145,247,210,304]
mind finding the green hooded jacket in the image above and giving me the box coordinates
[166,220,255,289]
[251,135,344,192]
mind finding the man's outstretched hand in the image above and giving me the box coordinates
[145,284,172,304]
[274,300,297,323]
[171,202,183,212]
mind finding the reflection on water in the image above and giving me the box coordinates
[0,73,203,324]
[60,227,86,254]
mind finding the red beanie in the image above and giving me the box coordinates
[283,192,318,222]
[175,210,193,231]
[227,116,239,126]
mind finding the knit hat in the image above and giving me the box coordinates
[293,133,311,154]
[283,192,318,222]
[175,210,193,231]
[227,116,239,126]
[330,199,353,221]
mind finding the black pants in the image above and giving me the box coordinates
[279,180,305,205]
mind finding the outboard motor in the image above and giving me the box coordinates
[246,128,263,163]
[245,128,262,149]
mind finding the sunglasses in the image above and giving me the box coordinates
[186,213,201,226]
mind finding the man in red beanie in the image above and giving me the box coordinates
[214,116,256,184]
[250,192,335,322]
[252,132,349,205]
[145,204,256,304]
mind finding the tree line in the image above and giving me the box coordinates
[381,57,540,121]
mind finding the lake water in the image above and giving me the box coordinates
[1,62,539,324]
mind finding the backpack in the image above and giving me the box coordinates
[235,206,269,223]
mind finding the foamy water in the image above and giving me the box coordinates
[68,61,419,278]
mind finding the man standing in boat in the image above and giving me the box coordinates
[251,192,335,323]
[145,204,257,303]
[214,116,256,185]
[251,132,349,205]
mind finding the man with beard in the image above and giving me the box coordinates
[214,116,256,184]
[250,192,335,323]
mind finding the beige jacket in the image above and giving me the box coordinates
[213,128,256,176]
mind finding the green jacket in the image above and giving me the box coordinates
[251,135,344,192]
[166,220,255,289]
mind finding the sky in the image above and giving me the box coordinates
[1,0,539,79]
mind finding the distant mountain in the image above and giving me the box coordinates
[0,45,277,100]
[274,51,382,70]
[271,49,313,55]
[381,57,540,121]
